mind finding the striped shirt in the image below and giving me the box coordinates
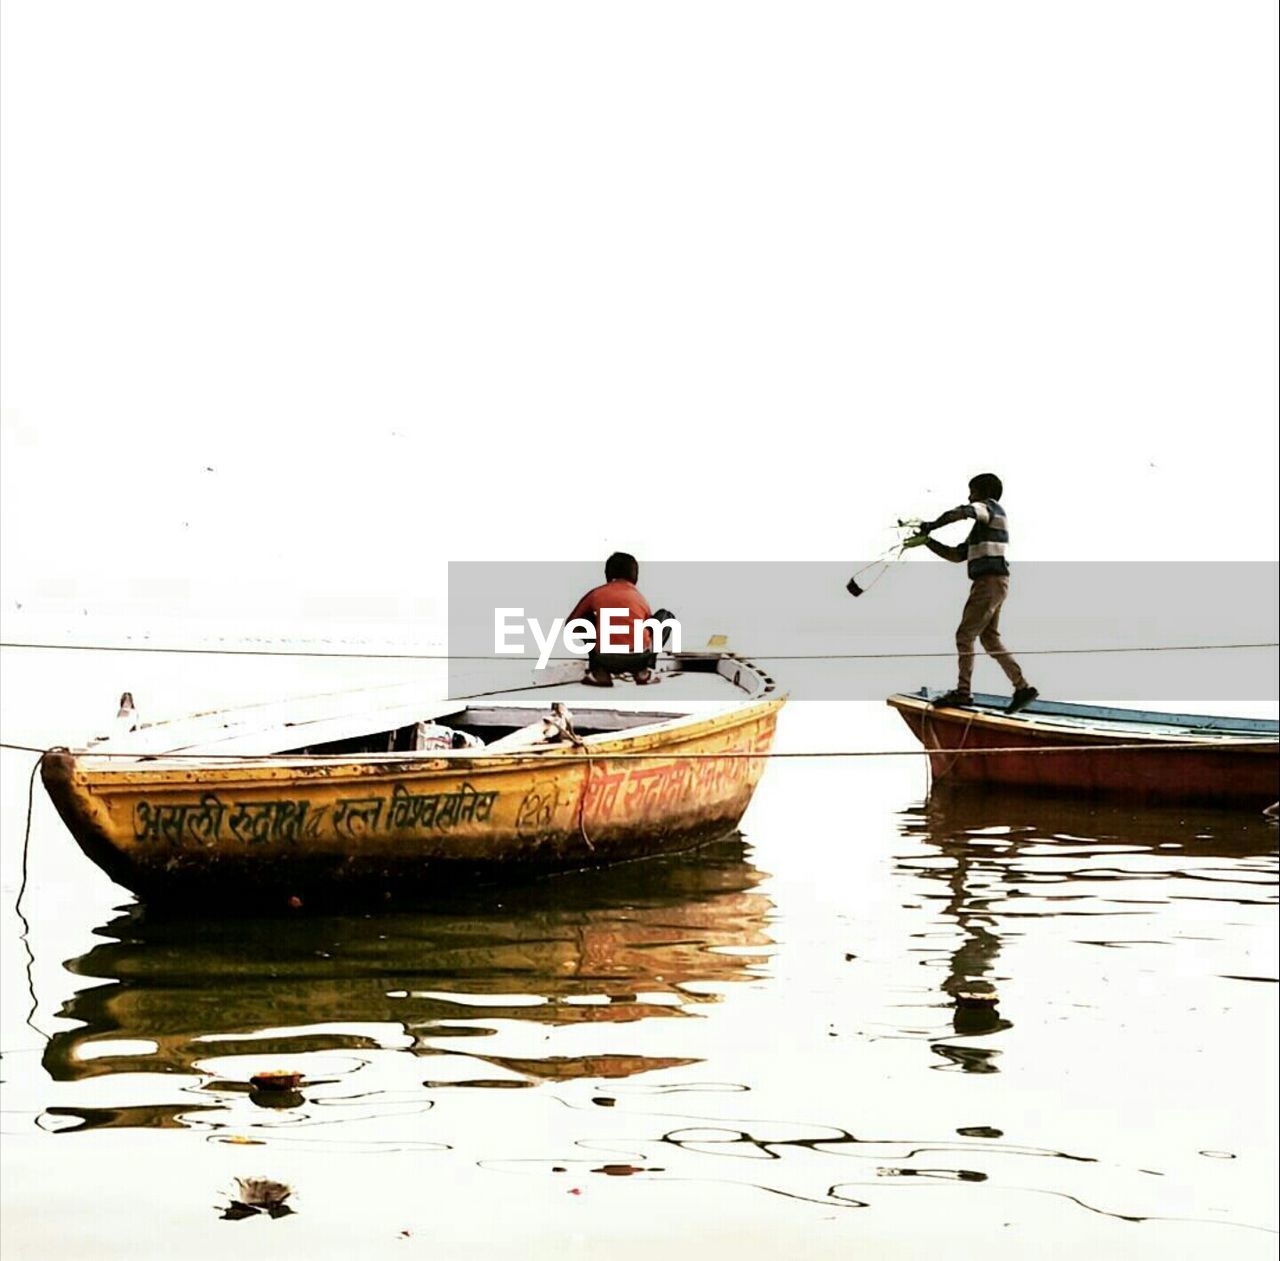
[959,499,1009,578]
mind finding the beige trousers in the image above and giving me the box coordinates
[956,575,1028,692]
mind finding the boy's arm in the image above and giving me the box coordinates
[923,503,984,531]
[924,537,967,563]
[917,502,978,563]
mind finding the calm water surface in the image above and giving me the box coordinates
[1,655,1276,1259]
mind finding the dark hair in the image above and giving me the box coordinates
[969,472,1003,501]
[605,551,639,582]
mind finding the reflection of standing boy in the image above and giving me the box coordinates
[915,473,1039,713]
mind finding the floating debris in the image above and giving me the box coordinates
[220,1177,294,1220]
[248,1070,305,1110]
[421,1078,534,1090]
[237,1177,292,1207]
[877,1166,987,1182]
[954,990,999,1008]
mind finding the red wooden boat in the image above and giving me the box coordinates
[887,690,1280,810]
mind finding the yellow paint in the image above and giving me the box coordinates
[43,699,784,888]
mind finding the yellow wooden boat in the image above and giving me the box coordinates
[41,652,783,902]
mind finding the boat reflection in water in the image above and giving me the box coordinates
[41,836,773,1132]
[897,789,1279,1069]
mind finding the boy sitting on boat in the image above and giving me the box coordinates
[568,552,660,687]
[913,472,1039,714]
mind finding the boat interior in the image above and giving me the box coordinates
[280,704,689,757]
[77,652,778,761]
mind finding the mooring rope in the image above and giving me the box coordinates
[14,752,47,1043]
[2,738,1273,763]
[0,639,1275,662]
[922,705,981,783]
[575,752,596,852]
[939,711,980,779]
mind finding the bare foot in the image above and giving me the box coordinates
[634,669,659,685]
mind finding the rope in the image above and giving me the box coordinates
[920,706,981,785]
[575,753,596,852]
[14,752,47,1043]
[934,710,978,779]
[846,541,908,593]
[540,709,596,852]
[3,738,1273,762]
[1,640,1275,662]
[759,642,1280,661]
[921,706,934,795]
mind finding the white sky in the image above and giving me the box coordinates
[2,1,1277,637]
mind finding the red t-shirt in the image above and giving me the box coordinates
[567,580,653,654]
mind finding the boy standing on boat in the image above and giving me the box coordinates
[915,473,1039,714]
[568,552,659,687]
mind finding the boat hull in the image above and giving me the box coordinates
[42,700,782,901]
[888,694,1279,809]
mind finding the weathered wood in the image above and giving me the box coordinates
[888,691,1279,809]
[41,653,786,901]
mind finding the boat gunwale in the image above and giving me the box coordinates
[887,692,1280,745]
[69,651,779,763]
[55,696,786,788]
